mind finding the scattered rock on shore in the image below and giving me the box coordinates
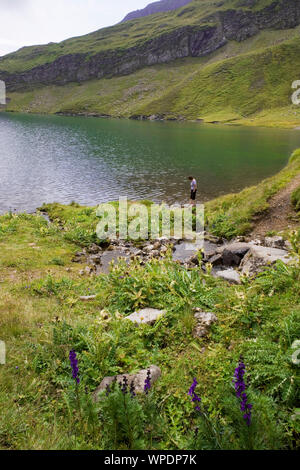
[72,232,293,279]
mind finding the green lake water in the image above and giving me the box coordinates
[0,112,300,213]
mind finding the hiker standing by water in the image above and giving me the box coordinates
[188,176,197,206]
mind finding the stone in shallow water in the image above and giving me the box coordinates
[97,249,131,274]
[172,240,213,263]
[125,308,166,325]
[215,269,241,285]
[93,365,162,400]
[219,242,251,265]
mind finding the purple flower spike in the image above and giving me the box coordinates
[233,359,252,426]
[144,369,151,395]
[69,350,80,384]
[188,378,201,412]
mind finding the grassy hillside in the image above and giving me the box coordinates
[0,150,299,450]
[5,30,300,127]
[0,0,275,73]
[2,0,300,126]
[137,35,300,124]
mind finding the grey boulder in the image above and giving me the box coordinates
[215,269,241,285]
[193,311,218,338]
[264,236,285,249]
[219,242,251,266]
[125,308,166,325]
[93,365,162,400]
[241,245,291,276]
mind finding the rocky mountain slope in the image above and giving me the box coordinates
[1,0,300,90]
[121,0,193,23]
[1,0,300,126]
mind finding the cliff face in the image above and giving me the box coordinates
[1,0,300,91]
[121,0,193,23]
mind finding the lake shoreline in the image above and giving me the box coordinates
[1,112,299,214]
[3,108,300,131]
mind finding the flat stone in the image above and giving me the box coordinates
[241,245,291,276]
[172,240,204,263]
[93,365,162,400]
[193,311,218,338]
[203,241,220,257]
[156,236,170,242]
[97,250,131,274]
[79,295,97,301]
[264,236,285,249]
[215,269,241,285]
[219,242,251,256]
[285,241,292,250]
[125,308,166,325]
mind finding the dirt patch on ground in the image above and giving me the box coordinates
[250,173,300,238]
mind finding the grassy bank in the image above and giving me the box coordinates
[0,151,299,450]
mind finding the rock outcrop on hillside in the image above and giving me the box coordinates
[121,0,193,23]
[1,0,300,91]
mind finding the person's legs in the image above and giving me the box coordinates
[190,190,197,206]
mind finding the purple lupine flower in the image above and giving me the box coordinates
[233,359,252,426]
[69,350,80,384]
[144,369,151,395]
[130,381,136,399]
[121,376,129,395]
[188,378,201,412]
[188,378,197,397]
